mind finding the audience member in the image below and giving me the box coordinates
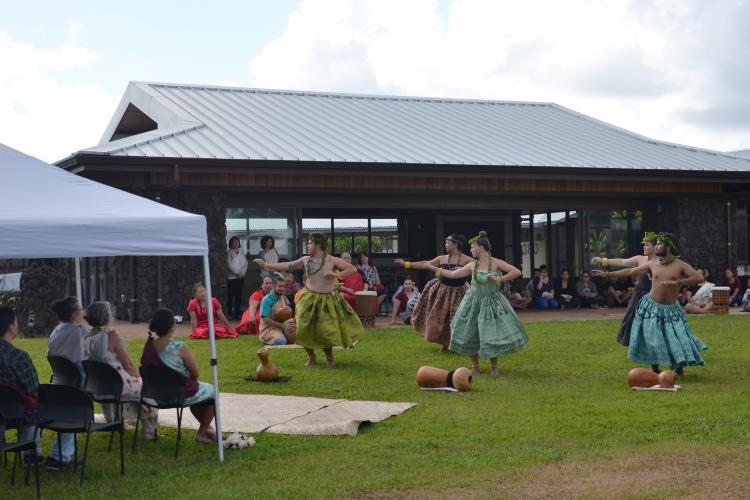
[259,274,297,345]
[576,272,599,309]
[554,269,580,309]
[606,276,632,307]
[741,277,750,312]
[533,267,558,309]
[82,302,157,438]
[338,252,366,308]
[226,236,248,320]
[684,269,714,314]
[358,252,387,308]
[258,235,279,279]
[724,268,742,306]
[390,277,421,325]
[45,296,88,470]
[0,306,42,466]
[237,276,273,334]
[141,309,216,444]
[187,282,238,339]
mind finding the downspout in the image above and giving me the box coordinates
[129,256,136,323]
[727,200,732,267]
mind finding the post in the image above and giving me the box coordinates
[75,257,82,302]
[202,255,224,462]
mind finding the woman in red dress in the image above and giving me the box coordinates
[338,252,366,308]
[187,282,238,339]
[237,276,273,334]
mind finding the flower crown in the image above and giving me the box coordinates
[657,232,680,256]
[641,231,658,244]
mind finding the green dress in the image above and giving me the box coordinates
[294,289,365,349]
[449,267,529,358]
[628,294,707,369]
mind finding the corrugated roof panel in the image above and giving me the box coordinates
[77,82,750,173]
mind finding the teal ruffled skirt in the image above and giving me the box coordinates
[628,295,707,368]
[449,290,528,358]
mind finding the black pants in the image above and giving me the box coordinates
[226,278,244,319]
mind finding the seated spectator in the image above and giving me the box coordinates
[741,277,750,312]
[684,272,714,314]
[187,282,238,339]
[555,269,580,309]
[259,274,297,345]
[606,276,632,307]
[533,267,558,309]
[576,272,599,309]
[503,279,531,310]
[45,296,88,470]
[82,302,157,438]
[237,276,274,335]
[338,252,366,308]
[282,268,303,308]
[0,306,42,466]
[142,309,216,443]
[525,268,540,297]
[358,252,387,308]
[724,268,742,306]
[390,277,421,325]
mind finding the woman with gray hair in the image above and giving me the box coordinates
[82,302,158,439]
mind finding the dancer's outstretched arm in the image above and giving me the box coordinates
[394,256,443,270]
[253,256,307,273]
[592,255,644,268]
[593,262,650,280]
[424,261,474,279]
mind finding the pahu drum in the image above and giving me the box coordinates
[712,286,730,314]
[355,290,378,328]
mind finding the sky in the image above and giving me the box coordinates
[1,0,749,162]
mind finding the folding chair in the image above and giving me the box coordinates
[0,386,41,498]
[47,355,82,387]
[82,360,125,451]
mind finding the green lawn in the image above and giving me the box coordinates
[5,315,750,499]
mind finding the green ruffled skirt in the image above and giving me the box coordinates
[295,289,364,349]
[449,290,528,358]
[628,295,707,368]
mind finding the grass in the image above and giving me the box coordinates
[4,315,750,499]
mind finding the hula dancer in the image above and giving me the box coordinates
[254,234,364,368]
[424,231,528,376]
[395,234,473,350]
[599,233,706,375]
[592,231,658,347]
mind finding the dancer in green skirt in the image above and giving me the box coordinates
[599,232,706,375]
[254,233,364,367]
[424,231,528,376]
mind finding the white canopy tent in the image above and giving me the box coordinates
[0,143,224,461]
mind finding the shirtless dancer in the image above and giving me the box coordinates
[595,233,706,375]
[255,233,364,367]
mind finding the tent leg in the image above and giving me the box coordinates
[75,257,83,303]
[202,255,224,463]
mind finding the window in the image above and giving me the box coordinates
[370,218,402,254]
[332,219,368,255]
[226,208,296,259]
[301,217,406,255]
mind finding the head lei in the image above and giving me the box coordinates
[307,233,328,251]
[657,232,680,256]
[641,231,658,245]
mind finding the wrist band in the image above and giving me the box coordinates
[435,268,443,278]
[676,279,682,288]
[495,275,502,285]
[336,270,342,281]
[404,261,411,269]
[263,262,270,271]
[603,257,609,268]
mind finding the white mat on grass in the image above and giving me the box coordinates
[631,384,681,392]
[156,393,416,436]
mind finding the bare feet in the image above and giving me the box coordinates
[440,345,449,352]
[471,366,480,375]
[195,431,217,444]
[305,357,317,367]
[489,367,500,377]
[326,359,335,368]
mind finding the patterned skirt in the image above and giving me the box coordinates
[449,291,528,358]
[295,290,364,349]
[411,279,469,347]
[628,295,707,368]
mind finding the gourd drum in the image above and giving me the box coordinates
[712,286,730,314]
[355,290,378,328]
[272,306,294,323]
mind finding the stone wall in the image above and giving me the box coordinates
[112,188,228,322]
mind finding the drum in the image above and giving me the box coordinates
[355,290,378,328]
[712,286,730,314]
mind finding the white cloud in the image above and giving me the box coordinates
[0,31,118,162]
[250,0,750,152]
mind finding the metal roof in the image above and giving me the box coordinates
[76,81,750,172]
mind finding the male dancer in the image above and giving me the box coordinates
[592,231,657,346]
[255,233,364,367]
[599,233,706,375]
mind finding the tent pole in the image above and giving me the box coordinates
[75,257,82,303]
[202,255,224,462]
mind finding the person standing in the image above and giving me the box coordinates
[259,235,279,279]
[395,234,473,350]
[424,231,528,377]
[602,233,706,375]
[593,232,658,346]
[255,233,365,367]
[226,236,248,320]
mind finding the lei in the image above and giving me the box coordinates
[471,257,494,284]
[306,253,328,276]
[658,256,676,266]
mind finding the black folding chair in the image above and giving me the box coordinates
[47,355,82,387]
[133,365,214,457]
[37,384,124,486]
[82,360,124,451]
[0,386,41,499]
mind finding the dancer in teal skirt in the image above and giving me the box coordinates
[424,231,528,376]
[598,232,706,375]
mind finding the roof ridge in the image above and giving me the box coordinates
[130,80,554,107]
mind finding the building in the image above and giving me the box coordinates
[57,81,750,319]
